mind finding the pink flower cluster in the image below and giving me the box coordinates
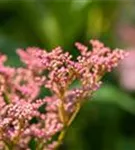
[0,40,127,150]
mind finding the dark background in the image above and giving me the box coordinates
[1,1,135,150]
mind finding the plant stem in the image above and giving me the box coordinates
[54,102,81,150]
[54,128,67,150]
[67,102,81,126]
[3,92,10,104]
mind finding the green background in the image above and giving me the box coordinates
[0,1,135,150]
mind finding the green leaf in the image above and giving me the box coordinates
[93,84,135,115]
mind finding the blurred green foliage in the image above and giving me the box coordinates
[0,0,135,150]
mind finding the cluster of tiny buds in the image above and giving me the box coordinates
[0,40,127,150]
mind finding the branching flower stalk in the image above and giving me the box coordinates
[0,40,127,150]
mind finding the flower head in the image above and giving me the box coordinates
[0,40,127,149]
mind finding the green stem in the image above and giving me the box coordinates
[3,141,14,150]
[54,102,81,150]
[3,92,10,104]
[37,140,45,150]
[4,145,10,150]
[67,102,81,126]
[54,128,67,150]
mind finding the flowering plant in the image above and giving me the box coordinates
[0,40,127,150]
